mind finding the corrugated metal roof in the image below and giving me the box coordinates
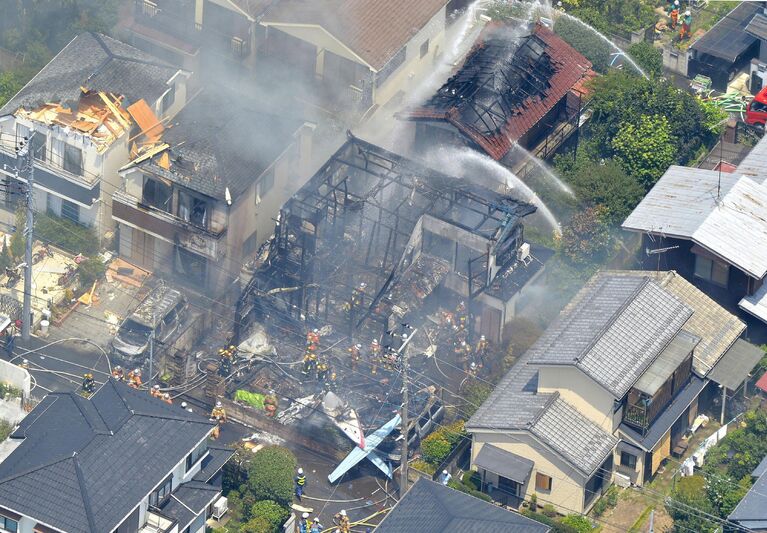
[634,331,699,396]
[474,444,534,483]
[734,134,767,179]
[746,12,767,40]
[623,168,767,279]
[707,338,763,390]
[691,2,759,63]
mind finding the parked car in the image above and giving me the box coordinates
[111,285,187,364]
[746,86,767,130]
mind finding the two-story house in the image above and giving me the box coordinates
[259,0,451,118]
[119,0,268,89]
[466,270,761,515]
[114,90,314,294]
[622,138,767,331]
[0,32,188,238]
[0,378,231,533]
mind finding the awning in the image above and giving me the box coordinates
[691,2,759,63]
[707,339,764,390]
[635,331,699,396]
[740,283,767,326]
[474,444,534,484]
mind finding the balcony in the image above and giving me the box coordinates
[113,190,226,260]
[139,510,175,533]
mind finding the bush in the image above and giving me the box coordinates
[247,446,297,507]
[462,381,493,417]
[447,478,493,502]
[77,257,105,288]
[560,514,594,532]
[521,510,580,533]
[250,500,289,533]
[627,42,663,78]
[592,498,608,517]
[421,433,452,465]
[34,213,99,256]
[554,15,611,73]
[542,504,558,518]
[557,206,611,266]
[411,459,437,476]
[241,516,272,533]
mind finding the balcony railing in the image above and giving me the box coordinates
[139,510,175,533]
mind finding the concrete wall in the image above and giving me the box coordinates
[470,431,588,515]
[537,366,618,432]
[661,44,690,77]
[0,359,30,400]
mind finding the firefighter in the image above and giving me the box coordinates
[111,365,124,381]
[350,282,366,309]
[670,0,679,30]
[309,518,322,533]
[150,384,161,398]
[211,400,227,423]
[475,335,489,368]
[456,341,472,371]
[82,373,95,393]
[325,371,338,392]
[295,467,306,501]
[299,513,310,533]
[218,346,234,377]
[370,339,381,375]
[335,509,350,533]
[441,310,454,330]
[264,390,278,417]
[306,328,320,349]
[317,360,329,383]
[302,350,318,376]
[348,343,362,370]
[468,361,478,377]
[162,392,172,405]
[680,10,692,40]
[127,368,142,389]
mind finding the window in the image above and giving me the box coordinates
[694,255,729,287]
[620,451,637,470]
[32,132,46,162]
[177,190,209,228]
[160,84,176,115]
[420,39,430,59]
[535,472,552,492]
[185,440,208,472]
[149,476,172,508]
[141,0,159,17]
[752,100,767,113]
[259,169,274,198]
[0,516,17,533]
[142,176,172,212]
[62,144,83,175]
[61,199,80,224]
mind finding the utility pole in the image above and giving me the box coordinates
[398,325,416,495]
[148,308,155,388]
[18,132,35,341]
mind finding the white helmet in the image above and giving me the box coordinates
[302,512,309,519]
[163,393,170,399]
[443,469,448,475]
[298,467,304,474]
[480,335,486,340]
[685,9,690,16]
[356,343,362,349]
[216,401,222,407]
[674,0,679,5]
[181,402,187,408]
[134,368,141,375]
[153,384,160,390]
[340,509,347,516]
[359,282,366,288]
[372,339,378,344]
[313,328,319,333]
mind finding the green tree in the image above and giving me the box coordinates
[421,432,452,465]
[560,514,593,533]
[627,42,663,78]
[563,157,644,225]
[554,15,612,73]
[557,206,611,266]
[667,475,718,533]
[246,446,297,507]
[241,516,273,533]
[0,71,24,108]
[249,500,289,533]
[612,115,675,190]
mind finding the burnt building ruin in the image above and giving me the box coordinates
[236,134,547,348]
[398,23,594,163]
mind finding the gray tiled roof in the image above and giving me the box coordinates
[133,90,304,201]
[729,463,767,526]
[528,274,692,398]
[374,478,550,532]
[161,481,221,529]
[530,397,618,476]
[0,379,214,533]
[0,33,179,116]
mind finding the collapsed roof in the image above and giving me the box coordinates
[236,134,536,338]
[399,24,593,160]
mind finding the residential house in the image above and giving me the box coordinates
[622,137,767,330]
[0,32,188,236]
[114,90,314,293]
[119,0,271,88]
[728,455,767,531]
[373,478,550,532]
[398,23,594,163]
[688,2,761,92]
[259,0,451,117]
[0,378,231,533]
[466,270,760,515]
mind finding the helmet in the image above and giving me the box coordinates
[162,393,170,399]
[340,509,347,516]
[134,369,141,375]
[181,402,187,408]
[356,343,362,349]
[303,513,309,519]
[685,9,690,15]
[313,328,319,333]
[480,335,486,340]
[372,339,378,344]
[298,467,304,474]
[674,0,679,5]
[359,282,366,288]
[153,384,160,390]
[216,401,222,407]
[115,365,121,370]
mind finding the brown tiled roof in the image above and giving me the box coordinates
[261,0,448,70]
[399,24,593,161]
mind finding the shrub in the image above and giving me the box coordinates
[592,497,608,517]
[554,15,611,73]
[411,459,437,476]
[34,213,99,256]
[627,42,662,78]
[557,205,611,266]
[521,510,580,533]
[560,514,594,533]
[250,500,289,533]
[542,504,558,518]
[246,446,297,507]
[421,433,452,465]
[241,516,272,533]
[77,257,105,288]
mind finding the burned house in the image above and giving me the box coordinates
[398,23,594,164]
[236,134,546,348]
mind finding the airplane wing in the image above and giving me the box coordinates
[327,414,401,483]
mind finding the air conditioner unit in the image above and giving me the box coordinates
[212,496,228,520]
[614,472,631,488]
[517,242,531,264]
